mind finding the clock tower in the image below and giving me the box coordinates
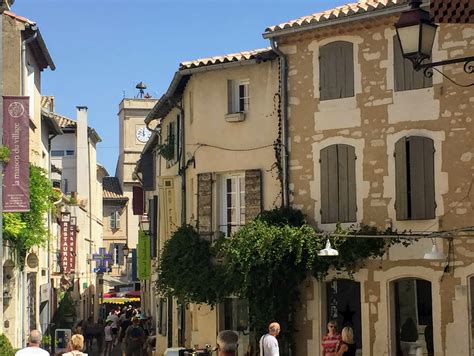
[117,97,157,247]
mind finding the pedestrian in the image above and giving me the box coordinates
[335,327,356,356]
[124,316,146,356]
[104,320,114,356]
[62,334,87,356]
[83,316,94,351]
[15,330,49,356]
[217,330,239,356]
[259,322,280,356]
[118,310,133,355]
[321,320,341,356]
[107,309,119,344]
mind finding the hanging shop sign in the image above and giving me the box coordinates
[3,96,30,212]
[137,230,150,280]
[60,213,76,273]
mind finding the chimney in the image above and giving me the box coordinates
[76,106,90,204]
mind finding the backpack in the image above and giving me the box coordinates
[129,325,143,340]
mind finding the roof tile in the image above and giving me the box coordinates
[103,177,127,200]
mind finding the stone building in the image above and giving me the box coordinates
[138,48,280,355]
[263,0,474,355]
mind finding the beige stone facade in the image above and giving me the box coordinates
[266,6,474,356]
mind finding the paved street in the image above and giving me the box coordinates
[86,340,122,356]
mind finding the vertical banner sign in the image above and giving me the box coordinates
[3,96,30,212]
[137,231,150,280]
[68,217,77,273]
[60,213,71,273]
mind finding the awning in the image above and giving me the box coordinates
[100,297,140,305]
[124,290,141,298]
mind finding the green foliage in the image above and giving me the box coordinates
[0,145,10,164]
[0,334,15,356]
[157,207,407,352]
[3,165,56,265]
[157,139,175,161]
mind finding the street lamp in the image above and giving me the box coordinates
[122,244,130,258]
[395,0,474,85]
[139,214,150,234]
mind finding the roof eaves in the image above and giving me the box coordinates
[263,1,408,39]
[88,128,102,143]
[41,109,63,135]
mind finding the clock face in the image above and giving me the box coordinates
[136,127,151,143]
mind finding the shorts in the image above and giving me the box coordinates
[112,327,118,335]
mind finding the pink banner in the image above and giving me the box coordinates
[60,213,76,274]
[3,96,30,212]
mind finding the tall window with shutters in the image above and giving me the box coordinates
[166,117,180,166]
[394,136,436,220]
[393,35,432,91]
[320,144,357,224]
[110,210,120,230]
[227,80,249,113]
[220,173,246,237]
[319,41,354,101]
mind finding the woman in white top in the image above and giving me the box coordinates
[104,320,114,356]
[62,334,87,356]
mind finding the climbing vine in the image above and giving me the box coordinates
[3,165,57,266]
[156,207,407,352]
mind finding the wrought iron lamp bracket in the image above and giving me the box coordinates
[414,56,474,87]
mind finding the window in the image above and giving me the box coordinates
[220,174,245,236]
[111,243,124,266]
[51,150,64,157]
[320,144,357,223]
[110,210,120,229]
[395,136,435,220]
[166,117,180,165]
[113,245,119,265]
[319,41,354,100]
[65,150,75,156]
[227,80,249,113]
[393,35,432,91]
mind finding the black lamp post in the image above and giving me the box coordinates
[395,0,474,85]
[122,244,130,258]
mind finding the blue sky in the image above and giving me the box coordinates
[12,0,348,174]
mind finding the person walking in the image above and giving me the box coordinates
[124,316,146,356]
[103,320,114,356]
[259,322,280,356]
[62,334,87,356]
[15,330,49,356]
[321,320,341,356]
[216,330,239,356]
[335,327,356,356]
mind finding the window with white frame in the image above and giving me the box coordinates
[219,173,245,237]
[110,210,120,229]
[227,80,249,113]
[113,244,119,266]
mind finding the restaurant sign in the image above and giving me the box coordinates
[60,213,77,273]
[2,96,30,212]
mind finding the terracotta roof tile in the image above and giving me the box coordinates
[3,10,35,25]
[53,113,76,129]
[179,48,276,70]
[265,0,408,35]
[103,177,127,200]
[41,96,55,112]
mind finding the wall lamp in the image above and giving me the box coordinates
[139,214,150,234]
[395,0,473,87]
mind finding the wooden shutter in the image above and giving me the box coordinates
[141,151,155,191]
[320,41,354,100]
[117,243,125,265]
[197,173,213,237]
[132,186,144,215]
[320,145,356,223]
[408,137,435,219]
[227,80,234,113]
[245,169,262,221]
[395,137,409,220]
[150,195,158,257]
[393,36,432,91]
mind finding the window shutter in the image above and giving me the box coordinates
[115,211,120,229]
[175,116,180,163]
[227,80,234,114]
[150,195,158,257]
[117,243,125,266]
[320,147,330,223]
[409,137,435,219]
[245,169,262,222]
[337,145,357,222]
[320,145,339,223]
[141,151,155,191]
[395,137,409,220]
[393,36,432,91]
[132,186,144,215]
[197,173,213,238]
[320,41,354,100]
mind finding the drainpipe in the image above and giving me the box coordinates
[270,39,289,208]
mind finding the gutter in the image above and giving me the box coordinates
[263,3,409,39]
[270,39,289,208]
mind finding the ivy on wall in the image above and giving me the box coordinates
[3,165,57,266]
[156,207,407,352]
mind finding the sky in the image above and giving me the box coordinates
[12,0,349,174]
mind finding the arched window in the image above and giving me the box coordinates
[319,41,354,100]
[394,136,435,220]
[320,144,357,223]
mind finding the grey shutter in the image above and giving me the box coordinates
[197,173,213,238]
[395,137,409,220]
[337,145,356,222]
[409,137,435,219]
[320,41,354,100]
[117,243,125,266]
[227,80,234,113]
[141,151,155,191]
[393,36,432,91]
[320,147,330,223]
[245,169,262,221]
